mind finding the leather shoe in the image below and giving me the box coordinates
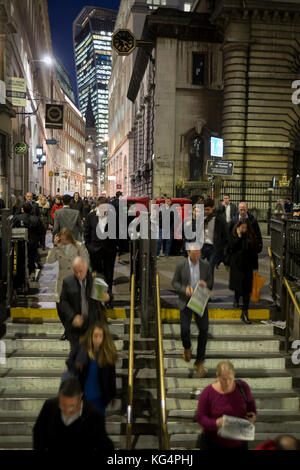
[60,333,67,341]
[241,310,251,325]
[195,360,207,378]
[183,349,191,362]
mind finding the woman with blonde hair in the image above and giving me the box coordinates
[65,321,117,414]
[197,360,257,450]
[46,227,90,339]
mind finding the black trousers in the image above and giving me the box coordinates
[235,291,250,311]
[180,306,208,362]
[199,433,248,450]
[89,248,117,296]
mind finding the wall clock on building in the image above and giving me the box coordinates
[112,29,136,56]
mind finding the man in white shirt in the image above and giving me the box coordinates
[217,194,238,225]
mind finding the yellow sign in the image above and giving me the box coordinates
[279,172,291,187]
[6,77,26,107]
[49,171,54,177]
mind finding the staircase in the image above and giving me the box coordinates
[0,318,128,450]
[162,320,300,450]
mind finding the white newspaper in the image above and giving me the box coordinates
[218,415,255,441]
[91,277,108,301]
[187,283,211,317]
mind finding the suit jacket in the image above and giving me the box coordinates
[217,202,238,223]
[59,270,100,337]
[33,396,114,452]
[53,206,83,241]
[16,201,40,217]
[70,199,84,218]
[84,209,117,254]
[172,258,213,311]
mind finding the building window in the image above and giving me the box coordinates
[192,53,205,86]
[189,136,203,181]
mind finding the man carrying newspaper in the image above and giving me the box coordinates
[172,243,212,377]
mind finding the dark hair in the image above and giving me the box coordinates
[204,197,215,208]
[233,219,258,249]
[59,377,82,397]
[97,196,108,205]
[23,203,33,214]
[275,435,300,450]
[224,193,230,198]
[62,194,72,205]
[116,191,122,198]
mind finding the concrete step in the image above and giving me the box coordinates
[0,410,124,422]
[166,392,300,411]
[167,409,300,422]
[165,376,293,391]
[6,321,125,336]
[163,323,275,338]
[167,421,300,435]
[0,395,123,412]
[164,356,286,370]
[164,369,290,379]
[0,434,122,450]
[129,434,159,450]
[169,433,300,450]
[0,376,123,392]
[0,420,125,436]
[1,357,124,370]
[4,339,124,352]
[163,338,281,353]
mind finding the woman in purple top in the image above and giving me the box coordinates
[197,360,257,450]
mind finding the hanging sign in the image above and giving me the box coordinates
[45,104,64,130]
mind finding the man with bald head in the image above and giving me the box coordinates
[59,257,108,351]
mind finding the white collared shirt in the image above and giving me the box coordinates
[188,257,200,290]
[61,401,83,427]
[225,204,231,223]
[97,213,108,233]
[204,217,215,245]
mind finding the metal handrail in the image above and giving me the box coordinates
[283,277,300,353]
[268,246,276,280]
[156,274,170,450]
[126,274,135,450]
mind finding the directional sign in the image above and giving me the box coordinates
[46,139,57,145]
[206,160,234,176]
[14,142,28,155]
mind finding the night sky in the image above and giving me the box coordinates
[48,0,121,105]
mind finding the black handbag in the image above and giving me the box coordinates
[236,380,251,412]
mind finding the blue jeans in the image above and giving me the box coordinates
[157,229,173,256]
[201,243,216,288]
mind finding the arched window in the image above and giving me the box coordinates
[189,135,203,181]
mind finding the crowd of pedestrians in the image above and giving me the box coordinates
[2,189,299,451]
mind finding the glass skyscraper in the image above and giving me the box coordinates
[73,7,116,145]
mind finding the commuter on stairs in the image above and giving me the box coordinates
[172,243,212,378]
[53,194,83,242]
[59,257,110,352]
[182,203,202,256]
[197,361,257,450]
[201,197,229,288]
[84,197,117,307]
[229,201,263,255]
[216,193,238,226]
[33,377,114,452]
[46,228,90,341]
[51,195,63,223]
[82,198,91,222]
[228,220,259,325]
[38,196,51,250]
[255,435,300,450]
[12,202,44,277]
[70,191,84,219]
[65,322,117,416]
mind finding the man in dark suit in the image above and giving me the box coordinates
[16,192,40,217]
[59,257,109,351]
[53,194,83,241]
[229,201,263,254]
[33,377,114,452]
[84,197,117,305]
[201,198,229,287]
[217,193,238,225]
[172,244,213,378]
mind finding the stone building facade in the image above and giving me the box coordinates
[192,0,300,212]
